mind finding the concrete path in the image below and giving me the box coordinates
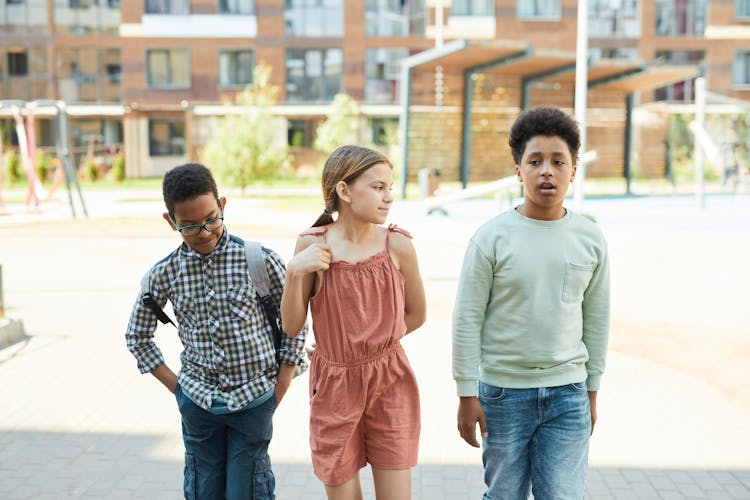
[1,188,749,499]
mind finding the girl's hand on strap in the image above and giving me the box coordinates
[288,243,333,276]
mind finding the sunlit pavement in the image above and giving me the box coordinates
[1,188,749,499]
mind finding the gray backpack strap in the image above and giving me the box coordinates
[244,241,270,296]
[244,241,282,365]
[139,270,175,326]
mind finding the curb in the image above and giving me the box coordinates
[0,318,26,349]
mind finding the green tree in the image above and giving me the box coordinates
[314,94,362,156]
[201,63,290,191]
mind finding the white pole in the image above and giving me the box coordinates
[694,76,706,209]
[572,0,588,211]
[435,0,444,49]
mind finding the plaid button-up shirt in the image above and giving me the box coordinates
[126,229,307,411]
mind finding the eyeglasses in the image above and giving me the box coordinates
[170,213,224,237]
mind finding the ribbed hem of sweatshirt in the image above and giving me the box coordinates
[456,379,479,397]
[480,364,588,391]
[586,373,602,391]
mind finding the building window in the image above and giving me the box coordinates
[7,51,28,75]
[54,0,121,34]
[149,119,185,156]
[0,47,47,99]
[287,119,317,147]
[219,0,253,14]
[285,0,343,37]
[655,0,705,36]
[588,0,639,38]
[219,49,254,87]
[146,49,190,88]
[653,50,703,102]
[738,0,750,19]
[285,48,343,103]
[370,117,397,146]
[734,51,750,86]
[365,48,408,103]
[451,0,493,16]
[145,0,188,14]
[365,0,424,36]
[517,0,560,20]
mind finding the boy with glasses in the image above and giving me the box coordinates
[126,163,306,499]
[453,108,610,499]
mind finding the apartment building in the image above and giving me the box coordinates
[0,0,748,182]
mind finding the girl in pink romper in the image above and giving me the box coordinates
[280,145,426,500]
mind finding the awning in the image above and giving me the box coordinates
[398,39,701,195]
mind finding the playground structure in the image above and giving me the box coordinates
[0,100,88,218]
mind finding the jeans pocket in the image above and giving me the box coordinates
[252,456,275,500]
[478,381,506,401]
[183,451,197,500]
[562,262,596,302]
[568,381,588,392]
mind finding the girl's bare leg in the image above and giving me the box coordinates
[325,474,363,500]
[372,467,411,500]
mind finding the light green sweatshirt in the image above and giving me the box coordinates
[452,207,610,396]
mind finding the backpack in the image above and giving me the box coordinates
[139,240,283,366]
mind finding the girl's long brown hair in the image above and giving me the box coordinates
[311,145,392,227]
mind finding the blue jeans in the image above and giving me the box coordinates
[175,384,277,500]
[478,381,591,500]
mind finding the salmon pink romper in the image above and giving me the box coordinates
[302,224,421,486]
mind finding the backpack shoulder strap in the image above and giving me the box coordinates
[243,240,282,365]
[139,253,177,327]
[244,240,270,297]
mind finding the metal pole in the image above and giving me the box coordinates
[572,0,588,211]
[694,76,705,209]
[624,93,634,195]
[398,65,413,199]
[435,0,443,49]
[460,70,475,188]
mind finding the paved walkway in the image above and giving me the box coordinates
[1,189,749,499]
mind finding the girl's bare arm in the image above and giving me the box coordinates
[390,232,426,334]
[280,235,331,337]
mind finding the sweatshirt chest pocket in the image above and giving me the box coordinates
[562,262,596,303]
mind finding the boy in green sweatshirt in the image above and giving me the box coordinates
[453,107,610,499]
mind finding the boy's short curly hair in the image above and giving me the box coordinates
[162,163,219,216]
[508,107,581,166]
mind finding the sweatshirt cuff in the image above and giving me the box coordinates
[456,379,478,397]
[586,373,602,391]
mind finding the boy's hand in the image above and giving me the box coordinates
[457,396,488,448]
[288,243,332,275]
[274,363,295,405]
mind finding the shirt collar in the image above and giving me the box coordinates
[180,227,230,260]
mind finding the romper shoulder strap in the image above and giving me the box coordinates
[299,226,328,240]
[386,224,412,251]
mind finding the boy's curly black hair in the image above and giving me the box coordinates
[508,107,581,166]
[162,163,219,217]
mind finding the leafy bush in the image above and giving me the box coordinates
[112,154,126,182]
[3,150,23,183]
[35,149,52,182]
[201,63,290,191]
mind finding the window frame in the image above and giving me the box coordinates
[144,0,189,15]
[285,48,343,103]
[148,118,186,157]
[737,0,750,20]
[517,0,561,21]
[733,49,750,88]
[218,48,255,88]
[146,48,191,89]
[451,0,494,17]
